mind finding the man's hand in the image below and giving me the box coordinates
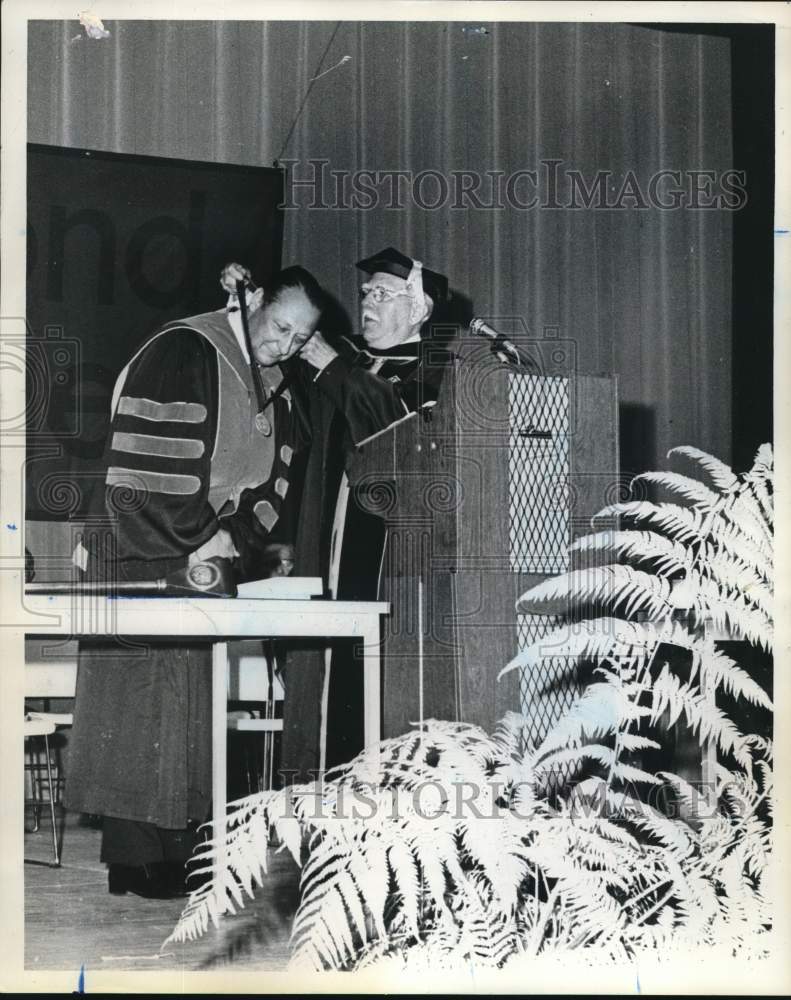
[262,543,296,578]
[299,331,339,372]
[188,528,239,567]
[220,262,252,296]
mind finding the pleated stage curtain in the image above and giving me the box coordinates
[28,18,733,471]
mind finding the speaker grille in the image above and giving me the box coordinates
[509,374,578,789]
[517,613,582,791]
[507,373,570,574]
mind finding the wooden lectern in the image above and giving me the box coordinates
[345,335,619,741]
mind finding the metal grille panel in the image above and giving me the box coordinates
[507,374,570,575]
[517,613,582,791]
[509,375,577,791]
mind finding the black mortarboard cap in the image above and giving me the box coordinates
[356,246,448,304]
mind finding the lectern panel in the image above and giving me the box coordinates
[345,339,617,745]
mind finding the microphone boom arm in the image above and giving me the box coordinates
[469,318,540,373]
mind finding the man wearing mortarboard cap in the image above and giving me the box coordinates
[300,246,450,445]
[295,247,455,770]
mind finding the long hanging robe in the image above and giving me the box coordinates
[282,334,455,773]
[64,310,312,827]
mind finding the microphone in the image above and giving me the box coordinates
[469,318,538,371]
[236,279,269,415]
[226,273,258,312]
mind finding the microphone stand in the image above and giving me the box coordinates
[236,279,269,414]
[469,319,541,374]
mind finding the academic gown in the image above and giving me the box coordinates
[64,322,312,829]
[281,334,454,776]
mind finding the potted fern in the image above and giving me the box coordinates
[167,445,773,971]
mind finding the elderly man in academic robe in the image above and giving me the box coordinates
[296,247,453,770]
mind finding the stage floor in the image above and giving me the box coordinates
[25,812,299,972]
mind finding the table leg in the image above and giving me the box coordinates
[319,645,332,774]
[212,641,228,910]
[361,625,381,749]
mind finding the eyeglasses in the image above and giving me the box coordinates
[359,283,412,304]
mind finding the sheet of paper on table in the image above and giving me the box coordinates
[235,576,324,599]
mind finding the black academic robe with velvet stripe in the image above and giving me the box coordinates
[64,325,313,829]
[280,334,455,776]
[313,335,450,449]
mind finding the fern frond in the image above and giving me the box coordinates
[571,776,694,856]
[650,665,751,768]
[500,616,659,681]
[410,827,455,921]
[533,742,615,775]
[654,771,713,830]
[628,808,695,858]
[721,491,773,558]
[556,814,642,858]
[459,814,530,914]
[501,616,722,692]
[594,500,704,542]
[570,530,773,628]
[291,880,357,970]
[167,791,286,944]
[697,645,772,710]
[492,711,532,758]
[742,459,774,529]
[618,733,661,753]
[632,470,720,508]
[750,443,773,476]
[710,519,772,583]
[611,761,664,786]
[526,849,626,947]
[532,682,648,761]
[516,565,672,618]
[273,814,304,866]
[667,446,738,492]
[387,838,421,938]
[677,575,773,651]
[694,548,774,620]
[570,530,688,575]
[453,879,517,967]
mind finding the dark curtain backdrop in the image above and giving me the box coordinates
[28,18,733,473]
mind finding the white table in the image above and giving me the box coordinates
[24,594,389,904]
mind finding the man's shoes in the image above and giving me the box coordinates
[107,861,188,899]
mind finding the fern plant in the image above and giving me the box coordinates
[166,445,773,970]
